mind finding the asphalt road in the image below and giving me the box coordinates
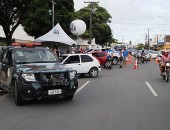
[1,61,170,130]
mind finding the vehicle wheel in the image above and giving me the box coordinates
[14,80,24,106]
[89,67,98,78]
[64,95,74,100]
[112,57,118,65]
[166,71,169,82]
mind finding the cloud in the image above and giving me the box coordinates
[74,0,170,44]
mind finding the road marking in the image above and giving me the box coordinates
[75,81,90,95]
[145,81,158,96]
[0,93,9,101]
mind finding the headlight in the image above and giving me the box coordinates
[22,73,36,81]
[69,71,76,79]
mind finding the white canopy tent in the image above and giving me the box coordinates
[35,23,76,46]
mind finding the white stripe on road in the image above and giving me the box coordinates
[145,81,158,96]
[0,94,9,101]
[75,81,90,95]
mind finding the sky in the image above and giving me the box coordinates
[74,0,170,44]
[0,0,170,44]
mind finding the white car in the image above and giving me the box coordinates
[60,54,101,78]
[150,51,159,59]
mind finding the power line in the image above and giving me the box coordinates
[110,22,170,26]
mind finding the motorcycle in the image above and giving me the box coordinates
[141,55,147,63]
[162,62,170,82]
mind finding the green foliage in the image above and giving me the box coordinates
[21,0,76,38]
[137,43,145,49]
[76,4,114,46]
[0,0,34,45]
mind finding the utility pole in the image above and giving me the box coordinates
[51,0,56,28]
[84,1,99,46]
[144,33,147,46]
[147,28,152,50]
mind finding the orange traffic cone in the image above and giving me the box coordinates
[155,57,159,63]
[126,54,133,64]
[134,60,138,69]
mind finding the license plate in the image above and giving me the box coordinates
[48,89,62,95]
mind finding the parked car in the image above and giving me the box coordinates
[0,43,78,106]
[150,51,159,59]
[60,53,101,78]
[88,51,107,66]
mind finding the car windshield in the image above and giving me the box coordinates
[15,49,58,64]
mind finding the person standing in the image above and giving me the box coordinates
[123,47,128,66]
[119,48,123,68]
[52,44,60,57]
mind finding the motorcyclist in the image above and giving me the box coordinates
[141,50,145,56]
[158,50,165,67]
[160,50,170,75]
[141,49,146,63]
[136,49,141,63]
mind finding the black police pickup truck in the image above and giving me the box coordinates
[0,43,78,106]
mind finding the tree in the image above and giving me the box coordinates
[137,43,145,50]
[0,0,34,45]
[76,4,115,46]
[21,0,76,38]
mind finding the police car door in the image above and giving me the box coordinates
[1,49,13,87]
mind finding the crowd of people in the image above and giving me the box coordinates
[51,44,88,57]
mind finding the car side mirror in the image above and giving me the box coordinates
[2,59,9,64]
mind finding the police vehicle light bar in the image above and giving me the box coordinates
[11,42,41,47]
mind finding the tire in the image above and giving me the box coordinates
[166,71,169,82]
[112,57,118,65]
[64,95,74,100]
[89,67,98,78]
[14,80,24,106]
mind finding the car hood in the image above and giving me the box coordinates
[16,63,73,73]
